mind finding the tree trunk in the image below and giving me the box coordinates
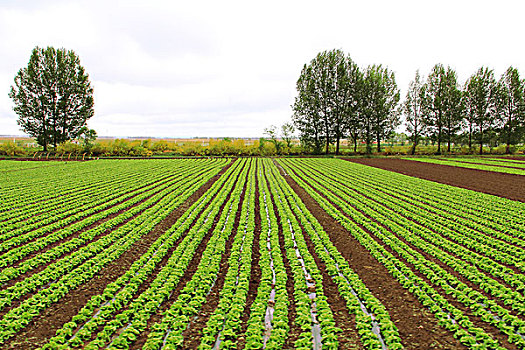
[468,124,472,150]
[506,118,512,154]
[447,128,451,153]
[437,127,441,155]
[353,136,357,153]
[411,134,417,155]
[365,123,372,154]
[479,126,483,155]
[335,136,340,155]
[42,121,48,152]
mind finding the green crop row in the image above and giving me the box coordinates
[142,159,252,350]
[197,159,257,349]
[0,161,176,232]
[0,159,228,345]
[40,159,244,349]
[280,158,516,349]
[243,159,290,350]
[403,157,525,175]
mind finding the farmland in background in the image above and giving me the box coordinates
[0,157,524,349]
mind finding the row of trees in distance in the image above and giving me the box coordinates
[292,49,525,154]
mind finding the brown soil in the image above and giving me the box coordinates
[337,188,518,349]
[129,161,241,349]
[444,159,525,170]
[270,190,299,349]
[0,172,212,320]
[279,165,465,350]
[492,156,525,162]
[181,175,247,349]
[296,215,362,349]
[237,169,262,350]
[4,160,234,350]
[346,158,525,202]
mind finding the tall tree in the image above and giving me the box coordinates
[343,58,363,154]
[402,70,426,155]
[421,64,447,154]
[307,51,336,154]
[362,65,400,153]
[292,49,361,154]
[496,67,525,153]
[442,67,463,153]
[9,46,94,151]
[463,67,498,154]
[292,65,324,153]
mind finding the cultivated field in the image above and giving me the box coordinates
[402,157,525,176]
[0,158,524,349]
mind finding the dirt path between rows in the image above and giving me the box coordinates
[180,177,248,349]
[278,164,465,350]
[5,160,234,350]
[129,160,242,349]
[346,158,525,202]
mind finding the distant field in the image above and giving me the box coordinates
[1,158,524,349]
[403,156,525,175]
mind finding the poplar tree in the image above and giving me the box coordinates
[9,46,94,151]
[442,67,463,153]
[463,67,498,154]
[362,65,400,153]
[496,66,525,153]
[402,70,426,155]
[421,64,447,154]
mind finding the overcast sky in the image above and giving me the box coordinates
[1,0,523,138]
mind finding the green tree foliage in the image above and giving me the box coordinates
[281,122,295,150]
[292,50,398,155]
[442,67,463,153]
[421,64,448,154]
[264,125,283,153]
[292,50,364,154]
[342,59,363,154]
[463,67,499,154]
[292,63,324,154]
[363,65,400,153]
[402,70,426,155]
[77,126,98,151]
[9,46,94,151]
[496,66,525,153]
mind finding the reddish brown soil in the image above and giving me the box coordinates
[492,156,525,162]
[129,161,241,349]
[4,160,234,350]
[335,186,518,348]
[269,190,299,349]
[279,166,465,350]
[1,175,179,293]
[297,218,362,349]
[181,177,247,349]
[444,159,525,170]
[237,172,262,350]
[346,158,525,202]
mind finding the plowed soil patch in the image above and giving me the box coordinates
[346,158,525,202]
[279,166,464,349]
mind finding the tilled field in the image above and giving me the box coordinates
[1,158,524,349]
[347,157,525,202]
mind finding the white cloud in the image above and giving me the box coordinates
[1,0,524,137]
